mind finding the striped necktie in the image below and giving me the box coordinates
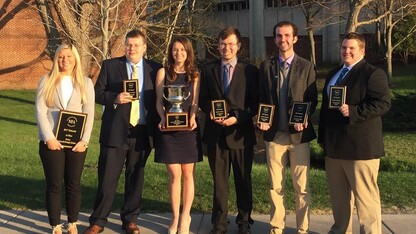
[335,67,349,85]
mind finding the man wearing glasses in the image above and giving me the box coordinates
[84,30,162,234]
[199,26,259,234]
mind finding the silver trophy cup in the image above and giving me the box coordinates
[163,84,191,113]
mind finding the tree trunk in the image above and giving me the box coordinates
[385,11,393,82]
[308,29,316,65]
[35,0,61,58]
[345,0,368,33]
[163,0,184,63]
[101,0,110,60]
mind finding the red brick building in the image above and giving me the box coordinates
[0,1,52,90]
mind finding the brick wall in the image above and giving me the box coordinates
[0,1,52,90]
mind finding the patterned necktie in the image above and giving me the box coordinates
[279,61,289,88]
[335,67,349,85]
[223,63,231,95]
[130,65,139,126]
[281,61,289,78]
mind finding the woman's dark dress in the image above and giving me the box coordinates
[155,73,203,164]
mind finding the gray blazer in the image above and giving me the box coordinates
[259,54,318,144]
[35,76,95,144]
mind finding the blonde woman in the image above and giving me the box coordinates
[155,36,202,234]
[35,43,95,234]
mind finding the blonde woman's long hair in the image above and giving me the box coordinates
[41,42,87,107]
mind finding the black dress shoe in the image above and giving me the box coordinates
[238,224,251,234]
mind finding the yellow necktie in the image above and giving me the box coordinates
[130,65,139,126]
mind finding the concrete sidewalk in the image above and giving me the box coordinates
[0,210,414,233]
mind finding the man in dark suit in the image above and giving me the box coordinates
[318,32,391,234]
[258,21,317,234]
[199,26,259,234]
[84,30,162,234]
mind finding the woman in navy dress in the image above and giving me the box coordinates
[155,36,202,234]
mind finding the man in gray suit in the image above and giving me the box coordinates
[258,21,318,234]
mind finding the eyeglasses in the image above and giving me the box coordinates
[219,42,238,48]
[125,44,145,49]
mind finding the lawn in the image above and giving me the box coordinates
[0,65,415,214]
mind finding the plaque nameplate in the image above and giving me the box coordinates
[55,110,87,148]
[163,112,190,131]
[289,102,310,125]
[329,86,346,109]
[211,100,227,119]
[123,80,139,100]
[256,103,275,125]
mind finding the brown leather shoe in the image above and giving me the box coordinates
[82,225,104,234]
[122,222,140,234]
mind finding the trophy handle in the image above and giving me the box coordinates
[163,93,169,101]
[184,91,191,100]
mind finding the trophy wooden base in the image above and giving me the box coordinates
[162,112,191,131]
[161,126,192,132]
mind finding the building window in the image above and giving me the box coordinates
[217,1,249,12]
[217,4,226,11]
[229,2,236,11]
[265,0,298,7]
[241,1,248,10]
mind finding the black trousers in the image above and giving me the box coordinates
[39,142,87,226]
[207,142,254,232]
[89,125,151,227]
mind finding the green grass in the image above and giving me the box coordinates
[0,65,415,214]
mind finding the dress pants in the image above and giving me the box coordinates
[207,142,254,232]
[89,125,151,227]
[326,157,381,234]
[39,142,87,226]
[264,132,310,234]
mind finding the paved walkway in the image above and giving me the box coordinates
[0,210,414,233]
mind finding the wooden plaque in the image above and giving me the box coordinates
[211,100,227,119]
[162,112,191,131]
[123,80,139,100]
[256,103,275,125]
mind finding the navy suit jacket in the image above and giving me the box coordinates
[199,59,259,149]
[259,54,318,144]
[95,56,162,148]
[318,59,391,160]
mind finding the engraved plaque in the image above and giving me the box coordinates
[329,86,346,109]
[289,102,310,125]
[55,110,87,148]
[257,103,275,125]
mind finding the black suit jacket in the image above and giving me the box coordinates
[318,59,391,160]
[95,56,162,148]
[199,59,259,149]
[259,54,318,144]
